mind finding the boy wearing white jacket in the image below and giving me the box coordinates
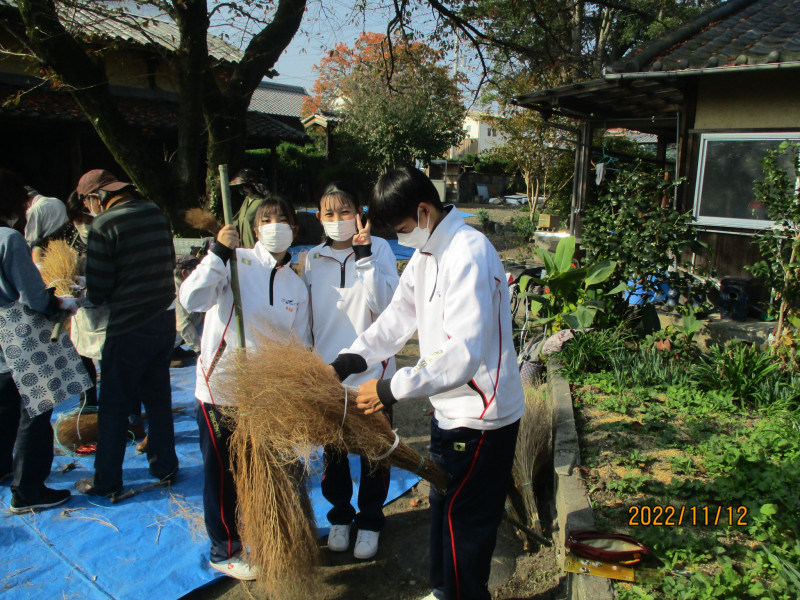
[331,167,524,600]
[179,196,309,581]
[303,182,399,560]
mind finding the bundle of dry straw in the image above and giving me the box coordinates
[215,336,448,597]
[215,336,448,488]
[39,239,79,296]
[184,208,222,235]
[509,385,553,549]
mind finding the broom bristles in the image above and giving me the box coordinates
[511,385,553,539]
[215,335,449,596]
[215,335,448,489]
[40,239,79,295]
[184,208,222,235]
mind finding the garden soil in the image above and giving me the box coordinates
[184,204,564,600]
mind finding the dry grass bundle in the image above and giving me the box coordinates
[510,385,553,549]
[185,208,222,235]
[55,407,98,451]
[40,239,79,295]
[215,335,448,489]
[215,336,448,596]
[229,423,319,598]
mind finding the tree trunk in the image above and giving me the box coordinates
[172,0,209,213]
[202,0,307,211]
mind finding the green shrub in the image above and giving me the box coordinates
[554,326,632,379]
[691,342,782,408]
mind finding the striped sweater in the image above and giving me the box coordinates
[85,193,175,336]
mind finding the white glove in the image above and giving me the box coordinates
[57,295,80,317]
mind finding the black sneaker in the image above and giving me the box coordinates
[10,487,71,513]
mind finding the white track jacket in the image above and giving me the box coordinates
[303,237,399,386]
[179,243,310,406]
[342,206,525,430]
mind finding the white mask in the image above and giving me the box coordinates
[75,223,91,239]
[396,209,430,249]
[258,223,293,253]
[323,218,357,242]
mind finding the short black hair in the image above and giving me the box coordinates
[369,166,443,229]
[65,189,89,223]
[254,195,297,228]
[318,181,361,211]
[0,168,28,220]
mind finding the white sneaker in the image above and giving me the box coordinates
[353,529,380,560]
[209,553,258,581]
[327,523,351,552]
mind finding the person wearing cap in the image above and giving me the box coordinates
[230,168,268,249]
[23,186,69,265]
[72,169,179,498]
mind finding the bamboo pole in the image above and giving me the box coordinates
[218,165,246,349]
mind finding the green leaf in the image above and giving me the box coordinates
[584,260,617,286]
[554,236,576,273]
[760,503,778,516]
[536,247,557,275]
[605,281,629,295]
[562,304,598,329]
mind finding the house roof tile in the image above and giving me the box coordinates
[248,81,307,118]
[0,0,242,63]
[610,0,800,73]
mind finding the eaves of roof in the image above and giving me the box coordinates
[0,81,309,146]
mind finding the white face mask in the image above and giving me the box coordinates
[258,223,293,253]
[323,218,357,242]
[75,223,91,239]
[396,209,430,249]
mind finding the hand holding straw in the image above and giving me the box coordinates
[40,240,80,343]
[218,165,246,349]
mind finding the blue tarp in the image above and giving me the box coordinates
[1,364,420,599]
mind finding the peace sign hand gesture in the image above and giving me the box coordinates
[352,213,371,246]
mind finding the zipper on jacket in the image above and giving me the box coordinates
[269,265,279,305]
[319,252,354,288]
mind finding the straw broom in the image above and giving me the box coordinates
[39,239,80,342]
[39,239,79,295]
[215,335,448,489]
[184,208,222,235]
[215,335,448,596]
[509,385,553,549]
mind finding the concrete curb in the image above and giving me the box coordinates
[549,360,615,600]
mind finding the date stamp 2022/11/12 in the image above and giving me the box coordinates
[628,505,748,527]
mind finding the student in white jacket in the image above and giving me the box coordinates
[330,167,524,600]
[302,182,399,560]
[179,196,310,581]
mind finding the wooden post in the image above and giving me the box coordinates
[219,164,246,349]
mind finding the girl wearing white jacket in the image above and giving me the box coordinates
[179,196,310,581]
[302,182,399,560]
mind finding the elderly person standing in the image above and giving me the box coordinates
[0,169,82,513]
[73,169,179,498]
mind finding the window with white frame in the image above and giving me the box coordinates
[693,132,800,229]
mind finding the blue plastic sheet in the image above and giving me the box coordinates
[1,364,421,599]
